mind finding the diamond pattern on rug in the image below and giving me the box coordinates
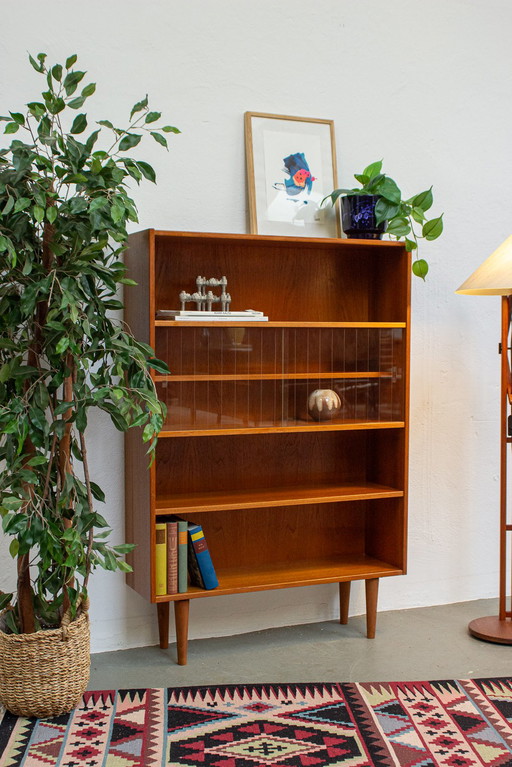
[2,679,512,766]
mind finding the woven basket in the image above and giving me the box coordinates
[0,610,90,718]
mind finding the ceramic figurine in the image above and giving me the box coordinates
[307,389,341,421]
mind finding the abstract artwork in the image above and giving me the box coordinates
[245,112,340,238]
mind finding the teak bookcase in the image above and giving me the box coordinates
[124,230,411,665]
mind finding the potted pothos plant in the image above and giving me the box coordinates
[0,52,178,717]
[323,160,444,279]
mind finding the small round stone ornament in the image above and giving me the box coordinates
[307,389,341,421]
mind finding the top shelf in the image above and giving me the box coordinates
[141,229,411,327]
[155,320,407,328]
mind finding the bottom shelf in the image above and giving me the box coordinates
[155,554,403,602]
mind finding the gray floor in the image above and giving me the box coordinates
[89,598,512,689]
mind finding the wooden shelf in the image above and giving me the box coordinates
[155,320,407,328]
[155,482,404,515]
[155,371,394,382]
[158,420,405,438]
[156,556,404,601]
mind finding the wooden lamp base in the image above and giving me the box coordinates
[468,616,512,644]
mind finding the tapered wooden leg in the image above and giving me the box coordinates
[174,599,190,666]
[339,581,351,625]
[365,578,379,639]
[157,602,170,649]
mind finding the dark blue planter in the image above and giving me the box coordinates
[341,195,387,239]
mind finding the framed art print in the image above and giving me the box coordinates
[244,112,340,238]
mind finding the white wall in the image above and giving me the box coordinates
[1,0,511,653]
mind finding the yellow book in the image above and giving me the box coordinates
[155,522,167,596]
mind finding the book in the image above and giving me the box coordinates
[187,522,218,590]
[157,515,189,594]
[176,518,188,593]
[166,520,178,595]
[154,522,167,596]
[157,309,268,322]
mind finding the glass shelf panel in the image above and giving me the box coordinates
[154,326,404,378]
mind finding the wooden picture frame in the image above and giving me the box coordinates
[244,112,340,238]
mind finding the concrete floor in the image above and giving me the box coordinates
[89,598,512,689]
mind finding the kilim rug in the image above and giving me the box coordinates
[1,678,512,766]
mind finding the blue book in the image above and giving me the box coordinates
[187,522,218,590]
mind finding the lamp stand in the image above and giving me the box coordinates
[468,295,512,644]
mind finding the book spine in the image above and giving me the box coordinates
[155,522,167,596]
[177,519,188,593]
[188,523,219,590]
[166,521,178,595]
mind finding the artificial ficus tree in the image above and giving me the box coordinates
[0,52,179,633]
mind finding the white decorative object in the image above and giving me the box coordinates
[307,389,341,421]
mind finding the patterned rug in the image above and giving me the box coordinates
[1,678,512,766]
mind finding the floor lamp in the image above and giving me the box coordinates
[457,235,512,644]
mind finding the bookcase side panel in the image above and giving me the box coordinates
[124,230,154,601]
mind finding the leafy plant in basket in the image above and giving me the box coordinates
[323,160,444,279]
[0,52,179,639]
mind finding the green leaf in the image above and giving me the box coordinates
[97,119,114,129]
[81,83,96,98]
[29,53,44,72]
[14,197,31,213]
[9,539,19,557]
[361,160,382,179]
[56,336,70,354]
[404,238,417,251]
[90,482,106,502]
[46,205,58,224]
[27,101,46,119]
[4,122,20,134]
[422,215,444,240]
[119,133,142,151]
[144,111,161,124]
[376,176,400,204]
[63,70,85,96]
[148,357,170,374]
[410,188,433,212]
[66,54,78,69]
[130,95,148,120]
[374,198,399,225]
[412,258,429,279]
[150,131,167,148]
[0,593,13,610]
[136,160,156,182]
[162,125,181,134]
[70,113,87,134]
[33,205,45,222]
[2,196,14,215]
[51,64,63,82]
[9,112,25,125]
[68,96,85,110]
[111,202,125,224]
[2,497,23,511]
[386,217,411,237]
[411,206,426,224]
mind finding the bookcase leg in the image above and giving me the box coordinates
[174,599,190,666]
[365,578,379,639]
[157,602,170,649]
[339,581,351,625]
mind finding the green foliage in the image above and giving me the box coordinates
[323,160,444,280]
[0,53,179,632]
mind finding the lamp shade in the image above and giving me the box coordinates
[456,235,512,295]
